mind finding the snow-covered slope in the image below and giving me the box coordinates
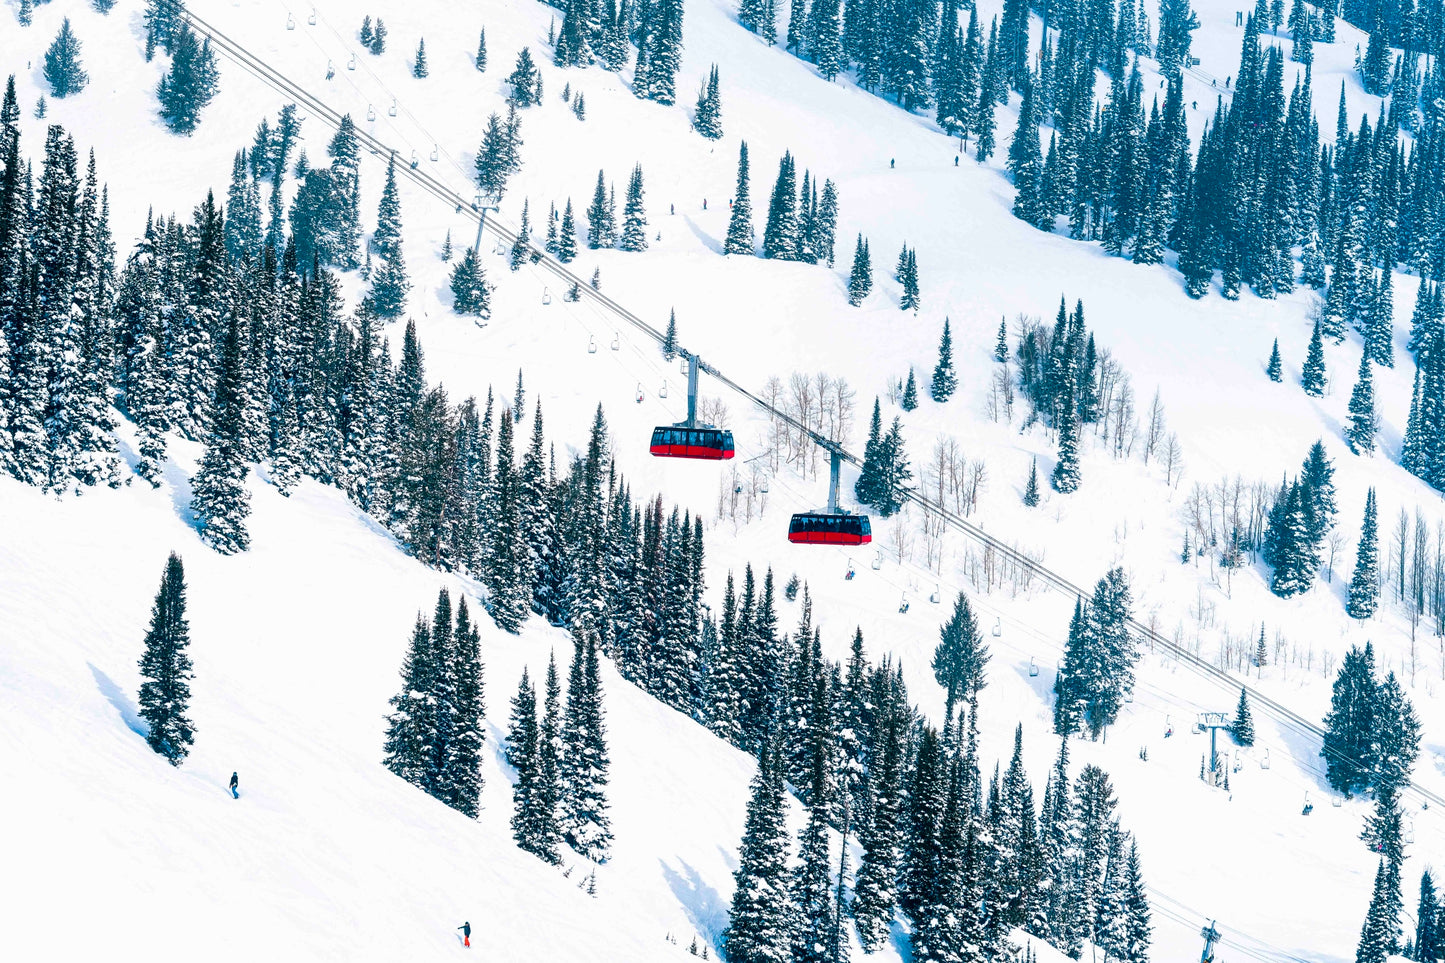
[3,0,1444,960]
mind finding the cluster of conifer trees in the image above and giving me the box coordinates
[548,0,686,106]
[1259,441,1338,597]
[720,588,1152,963]
[506,630,613,863]
[1330,642,1424,963]
[383,589,487,817]
[1052,567,1137,739]
[721,144,841,266]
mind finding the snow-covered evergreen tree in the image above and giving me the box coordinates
[723,735,794,963]
[44,19,89,98]
[930,317,957,402]
[619,164,649,252]
[190,310,251,555]
[1346,489,1379,619]
[1231,687,1255,745]
[157,24,219,134]
[137,553,195,765]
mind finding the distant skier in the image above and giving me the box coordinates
[229,772,239,799]
[458,922,471,948]
[954,155,959,166]
[890,158,895,169]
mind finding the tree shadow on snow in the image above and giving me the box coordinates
[680,216,723,255]
[160,454,196,529]
[88,662,148,739]
[659,857,728,950]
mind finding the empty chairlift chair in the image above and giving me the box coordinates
[649,351,735,461]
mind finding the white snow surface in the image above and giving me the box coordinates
[2,0,1444,960]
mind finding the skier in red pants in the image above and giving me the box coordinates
[458,922,471,948]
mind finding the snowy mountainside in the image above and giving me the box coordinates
[1,0,1443,960]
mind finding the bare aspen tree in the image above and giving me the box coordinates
[1144,389,1166,465]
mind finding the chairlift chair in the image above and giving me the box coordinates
[326,60,335,80]
[611,333,620,351]
[367,104,376,121]
[659,380,669,399]
[899,594,910,614]
[287,14,296,29]
[760,476,769,494]
[347,56,357,71]
[845,559,855,580]
[409,151,419,169]
[992,617,1002,637]
[542,287,552,305]
[635,382,644,403]
[388,99,398,117]
[1260,748,1270,769]
[308,8,317,24]
[1331,794,1343,808]
[587,336,597,354]
[930,584,941,603]
[1028,657,1039,677]
[871,552,883,570]
[431,145,440,162]
[1302,792,1314,815]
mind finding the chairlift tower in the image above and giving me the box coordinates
[472,193,500,254]
[1197,712,1231,781]
[1200,920,1221,963]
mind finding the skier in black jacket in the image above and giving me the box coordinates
[458,922,471,948]
[229,772,239,799]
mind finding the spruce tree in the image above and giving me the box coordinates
[852,715,903,951]
[371,19,388,53]
[509,668,561,863]
[157,24,220,134]
[413,39,429,78]
[762,152,799,259]
[847,234,872,305]
[1356,859,1395,963]
[560,631,612,861]
[137,553,195,765]
[450,247,491,317]
[1347,489,1379,619]
[663,310,678,360]
[1302,318,1327,396]
[930,317,958,402]
[899,248,921,311]
[488,411,532,630]
[369,155,410,318]
[1231,687,1255,746]
[586,170,615,248]
[476,28,488,71]
[854,398,884,507]
[1267,338,1283,382]
[932,591,989,711]
[1346,352,1376,455]
[995,319,1009,363]
[44,19,89,99]
[507,47,543,107]
[901,368,918,411]
[384,613,439,791]
[619,164,648,252]
[1322,643,1378,795]
[1052,412,1081,493]
[556,199,579,262]
[510,199,533,270]
[723,736,793,963]
[190,310,251,555]
[1023,457,1040,506]
[724,142,755,255]
[693,65,723,139]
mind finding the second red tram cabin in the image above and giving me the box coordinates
[787,512,872,546]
